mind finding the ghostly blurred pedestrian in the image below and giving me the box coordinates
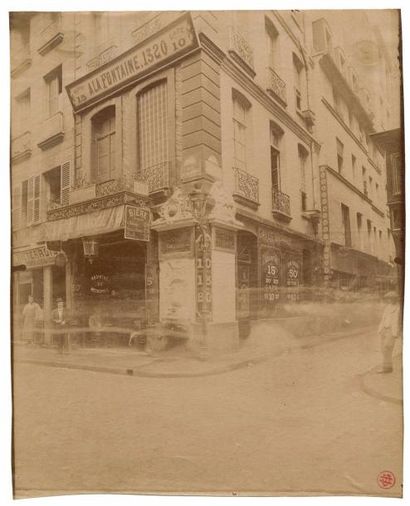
[377,291,401,373]
[22,295,41,344]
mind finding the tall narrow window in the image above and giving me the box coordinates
[137,81,169,189]
[293,53,304,111]
[341,203,351,247]
[265,18,279,69]
[92,106,116,182]
[15,89,30,134]
[44,65,62,117]
[351,154,356,181]
[336,138,344,173]
[391,153,402,196]
[232,91,251,170]
[367,219,372,251]
[270,122,283,191]
[362,166,367,195]
[356,212,362,249]
[298,144,309,211]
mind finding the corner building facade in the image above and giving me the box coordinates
[11,11,398,349]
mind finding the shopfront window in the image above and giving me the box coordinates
[92,105,116,183]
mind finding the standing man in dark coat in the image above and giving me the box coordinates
[52,298,71,354]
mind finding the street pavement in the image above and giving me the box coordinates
[12,325,403,498]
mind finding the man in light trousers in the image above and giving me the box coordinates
[377,291,401,374]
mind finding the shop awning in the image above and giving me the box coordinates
[44,205,126,242]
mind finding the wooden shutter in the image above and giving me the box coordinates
[27,177,34,224]
[61,161,70,206]
[33,175,41,223]
[12,185,21,230]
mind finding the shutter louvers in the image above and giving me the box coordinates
[27,177,34,224]
[61,161,70,206]
[12,185,21,230]
[33,175,41,223]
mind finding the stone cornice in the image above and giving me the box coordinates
[236,206,322,246]
[324,165,385,218]
[322,97,369,156]
[199,33,320,149]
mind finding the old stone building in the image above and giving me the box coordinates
[11,11,399,348]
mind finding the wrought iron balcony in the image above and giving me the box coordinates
[232,167,259,209]
[272,188,291,221]
[228,27,255,76]
[11,131,32,162]
[142,161,171,194]
[266,66,287,106]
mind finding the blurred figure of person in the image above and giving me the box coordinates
[377,291,401,373]
[34,304,44,345]
[88,307,104,347]
[22,295,42,345]
[52,298,71,354]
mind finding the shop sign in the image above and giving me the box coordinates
[159,227,193,255]
[124,205,151,242]
[195,225,212,317]
[67,13,198,111]
[214,227,235,252]
[261,248,281,303]
[285,258,300,301]
[12,245,63,269]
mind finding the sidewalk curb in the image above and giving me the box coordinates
[15,324,376,378]
[357,357,403,406]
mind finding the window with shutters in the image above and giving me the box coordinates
[92,106,116,183]
[270,121,284,191]
[12,185,21,230]
[20,175,41,226]
[44,65,62,117]
[232,90,251,171]
[137,80,169,190]
[44,162,70,211]
[298,144,309,211]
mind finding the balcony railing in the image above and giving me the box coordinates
[272,188,291,221]
[38,14,64,55]
[142,161,170,194]
[232,167,259,209]
[266,66,287,106]
[11,131,32,162]
[228,27,255,75]
[37,112,64,150]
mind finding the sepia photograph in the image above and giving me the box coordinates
[8,5,405,500]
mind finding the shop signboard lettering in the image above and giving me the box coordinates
[261,248,281,303]
[67,13,198,111]
[195,226,212,317]
[13,245,63,269]
[124,205,151,242]
[286,258,300,301]
[159,227,193,255]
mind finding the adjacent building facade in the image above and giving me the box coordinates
[11,10,400,348]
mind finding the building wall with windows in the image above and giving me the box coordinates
[11,10,399,346]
